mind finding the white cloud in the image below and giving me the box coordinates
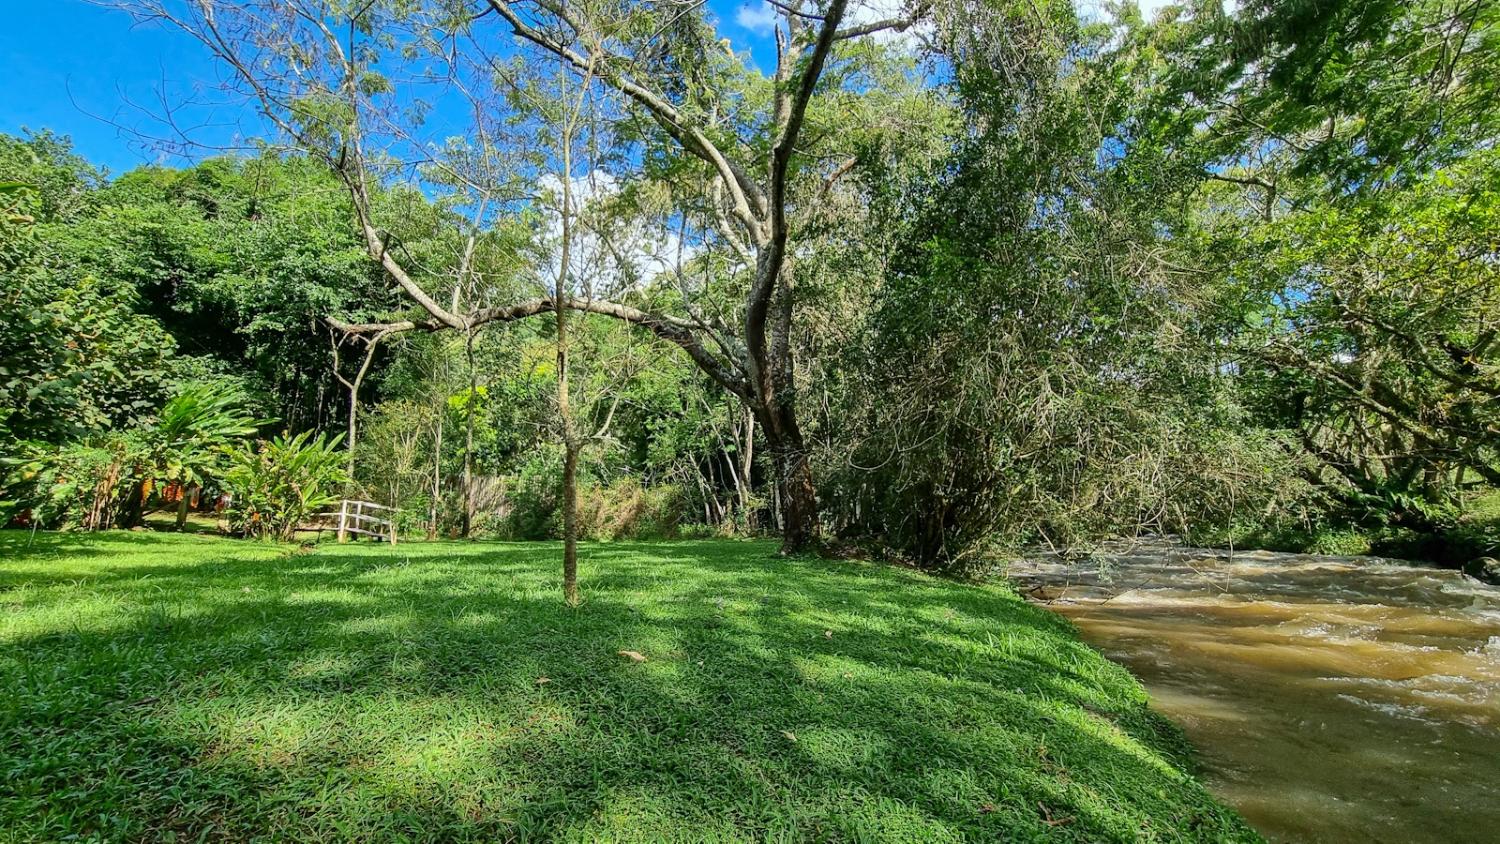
[845,0,929,47]
[728,0,1214,56]
[535,170,699,297]
[735,2,778,35]
[846,0,904,30]
[1075,0,1179,23]
[538,170,620,210]
[722,1,928,57]
[1135,0,1174,18]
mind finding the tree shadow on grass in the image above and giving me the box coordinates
[0,537,1259,843]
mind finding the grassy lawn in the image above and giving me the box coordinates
[0,532,1256,843]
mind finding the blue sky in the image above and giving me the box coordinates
[0,0,786,176]
[1,1,249,173]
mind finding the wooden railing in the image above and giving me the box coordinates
[304,500,400,544]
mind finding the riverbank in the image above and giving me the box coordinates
[0,531,1255,842]
[1008,540,1500,843]
[1189,490,1500,578]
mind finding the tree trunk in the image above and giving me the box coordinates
[556,264,580,604]
[428,413,443,541]
[757,403,818,554]
[554,73,588,607]
[118,478,148,529]
[462,334,476,539]
[775,449,818,554]
[557,294,580,605]
[561,439,580,606]
[737,407,755,525]
[453,203,485,540]
[726,404,750,527]
[86,458,122,531]
[333,332,382,487]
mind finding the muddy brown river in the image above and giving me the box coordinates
[1007,541,1500,844]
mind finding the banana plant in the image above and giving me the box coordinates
[148,385,263,530]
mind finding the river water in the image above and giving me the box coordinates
[1006,541,1500,844]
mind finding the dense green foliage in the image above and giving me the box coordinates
[0,532,1258,842]
[3,0,1498,569]
[1,134,182,448]
[1120,0,1500,559]
[222,430,349,541]
[817,10,1299,566]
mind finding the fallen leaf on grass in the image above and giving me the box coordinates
[1038,802,1073,827]
[618,650,647,663]
[823,630,833,639]
[535,677,551,685]
[781,730,797,742]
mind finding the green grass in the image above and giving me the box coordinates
[0,532,1256,843]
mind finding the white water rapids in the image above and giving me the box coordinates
[1007,541,1500,843]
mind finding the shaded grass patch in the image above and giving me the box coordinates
[0,531,1257,842]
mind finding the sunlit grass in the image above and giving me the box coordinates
[0,532,1258,842]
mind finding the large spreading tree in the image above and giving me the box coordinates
[111,0,970,552]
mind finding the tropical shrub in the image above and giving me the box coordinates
[1,434,148,530]
[147,384,262,528]
[222,431,348,541]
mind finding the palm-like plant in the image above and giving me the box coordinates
[222,430,348,541]
[149,385,262,529]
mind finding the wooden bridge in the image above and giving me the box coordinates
[302,499,400,543]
